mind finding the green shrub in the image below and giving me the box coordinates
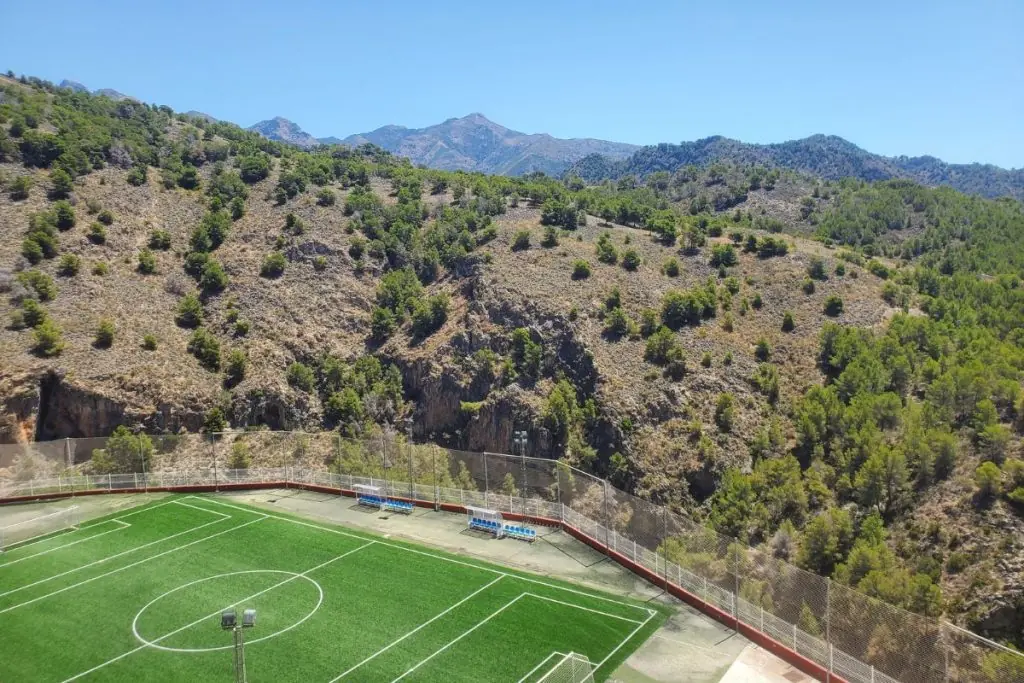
[137,248,157,274]
[88,222,107,244]
[228,442,251,470]
[802,278,816,294]
[49,169,73,198]
[224,349,247,386]
[187,328,221,370]
[199,258,228,292]
[175,293,203,328]
[149,230,172,250]
[807,257,828,280]
[595,233,617,264]
[782,311,795,332]
[287,362,315,392]
[313,256,327,271]
[234,319,251,337]
[370,307,396,341]
[410,293,450,339]
[126,166,147,186]
[94,319,115,348]
[20,299,47,328]
[261,251,287,278]
[701,352,712,368]
[142,334,158,350]
[541,226,559,248]
[755,338,772,362]
[974,462,1002,502]
[229,196,246,220]
[644,327,681,366]
[639,308,659,337]
[97,209,114,225]
[17,270,57,301]
[662,257,680,277]
[32,318,64,356]
[54,201,76,230]
[710,244,738,267]
[603,307,635,338]
[9,175,34,200]
[92,261,109,276]
[715,393,735,432]
[834,262,846,277]
[866,259,890,279]
[752,293,763,309]
[21,238,44,263]
[571,260,591,280]
[316,188,336,206]
[824,295,844,316]
[183,251,208,277]
[58,253,80,276]
[622,249,641,271]
[511,230,531,251]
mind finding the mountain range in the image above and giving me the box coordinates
[245,114,1023,200]
[58,77,1024,199]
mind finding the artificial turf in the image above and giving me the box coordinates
[0,495,666,682]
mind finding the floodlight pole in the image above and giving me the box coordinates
[514,431,528,519]
[233,626,246,683]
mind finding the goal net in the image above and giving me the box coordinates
[535,652,594,683]
[0,505,79,551]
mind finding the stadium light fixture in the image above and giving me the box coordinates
[220,608,256,683]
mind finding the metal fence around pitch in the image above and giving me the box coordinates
[0,432,1021,683]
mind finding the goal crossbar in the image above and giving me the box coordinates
[535,651,594,683]
[0,505,79,551]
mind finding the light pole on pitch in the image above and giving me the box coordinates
[221,608,256,683]
[513,430,528,519]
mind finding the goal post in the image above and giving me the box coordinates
[535,652,594,683]
[0,505,79,552]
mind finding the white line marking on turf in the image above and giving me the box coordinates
[328,575,506,681]
[593,609,656,674]
[0,520,131,568]
[190,496,651,616]
[515,651,566,683]
[170,499,231,519]
[63,541,374,682]
[132,570,324,653]
[0,517,227,599]
[523,592,643,624]
[389,594,526,682]
[0,516,266,615]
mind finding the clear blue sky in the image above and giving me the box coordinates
[1,0,1021,168]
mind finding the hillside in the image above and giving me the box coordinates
[341,113,639,176]
[1,74,1023,655]
[569,135,1024,201]
[248,116,320,148]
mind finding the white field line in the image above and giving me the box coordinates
[190,496,651,617]
[328,575,506,682]
[0,505,78,530]
[523,592,643,624]
[0,520,131,568]
[6,498,181,552]
[0,516,265,615]
[390,594,526,682]
[170,499,230,519]
[63,541,376,683]
[515,651,566,683]
[593,609,657,674]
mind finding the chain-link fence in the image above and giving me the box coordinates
[1,431,1022,682]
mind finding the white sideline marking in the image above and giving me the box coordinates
[0,517,227,599]
[515,651,566,683]
[0,499,228,594]
[64,541,374,682]
[328,575,506,681]
[389,594,526,682]
[189,496,651,616]
[593,609,657,674]
[0,517,265,615]
[0,520,131,568]
[523,592,643,624]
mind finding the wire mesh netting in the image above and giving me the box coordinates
[1,430,1021,682]
[534,652,595,683]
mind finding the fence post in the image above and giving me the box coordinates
[793,623,797,652]
[825,578,831,679]
[407,427,414,501]
[432,447,439,511]
[602,481,610,551]
[760,605,764,633]
[482,451,489,497]
[828,643,834,683]
[555,464,562,523]
[107,473,112,491]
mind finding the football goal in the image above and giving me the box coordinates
[0,505,79,551]
[535,652,595,683]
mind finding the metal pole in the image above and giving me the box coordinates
[233,626,246,683]
[602,481,610,551]
[432,446,439,511]
[825,579,831,683]
[407,426,414,501]
[211,434,219,492]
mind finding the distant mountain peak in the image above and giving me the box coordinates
[248,117,319,148]
[59,79,88,93]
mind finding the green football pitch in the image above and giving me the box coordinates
[0,495,665,682]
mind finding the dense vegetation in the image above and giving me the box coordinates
[2,73,1023,653]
